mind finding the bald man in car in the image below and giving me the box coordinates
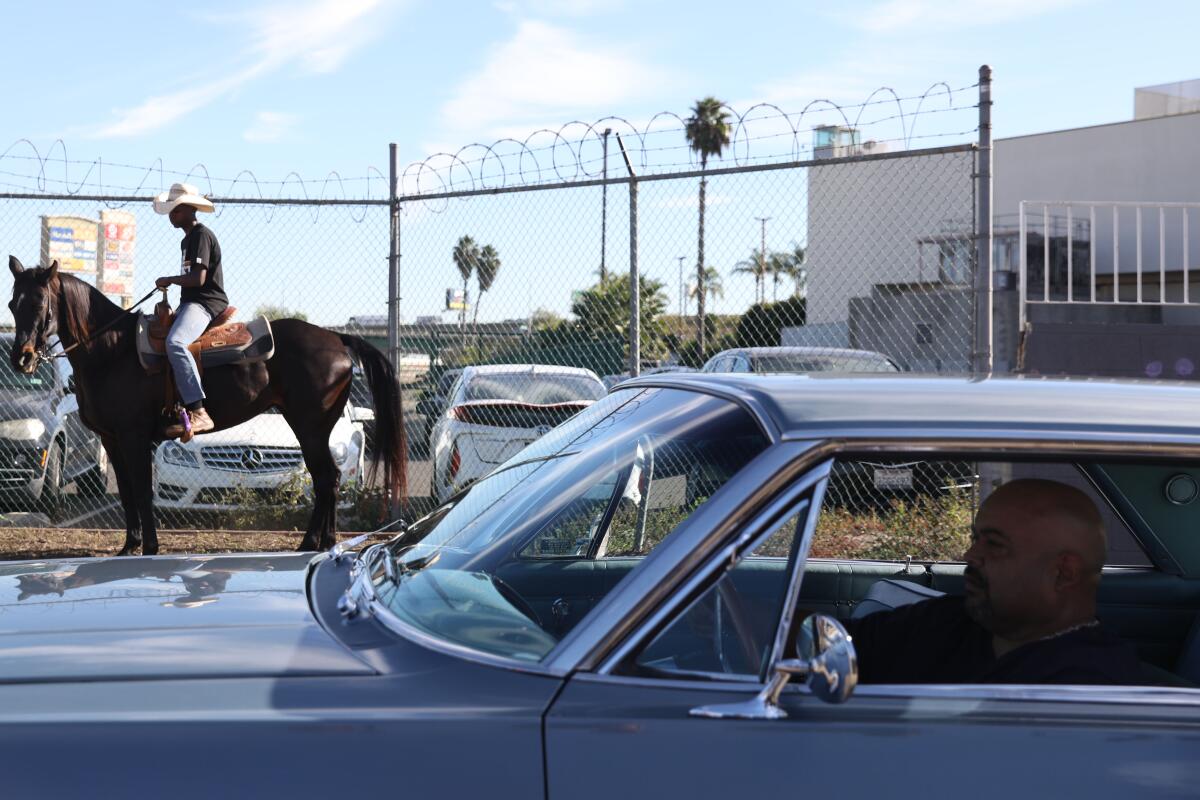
[846,479,1144,685]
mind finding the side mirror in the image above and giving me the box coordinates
[690,614,857,720]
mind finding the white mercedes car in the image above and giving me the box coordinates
[430,364,606,503]
[153,404,372,511]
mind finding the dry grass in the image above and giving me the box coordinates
[0,527,384,562]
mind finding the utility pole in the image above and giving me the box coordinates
[676,255,686,319]
[755,215,771,304]
[601,128,611,282]
[974,65,994,376]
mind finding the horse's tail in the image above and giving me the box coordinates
[339,334,407,516]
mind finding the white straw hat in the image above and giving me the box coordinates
[153,182,215,214]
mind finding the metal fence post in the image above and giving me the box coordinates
[974,65,994,375]
[388,142,401,370]
[616,133,640,377]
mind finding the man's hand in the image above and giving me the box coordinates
[155,276,174,289]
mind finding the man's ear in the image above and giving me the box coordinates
[9,255,24,277]
[1054,551,1084,590]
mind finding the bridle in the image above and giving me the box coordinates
[33,286,159,363]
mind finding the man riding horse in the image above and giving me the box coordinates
[152,182,225,439]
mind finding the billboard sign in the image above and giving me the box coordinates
[445,288,468,311]
[98,210,136,304]
[40,216,98,274]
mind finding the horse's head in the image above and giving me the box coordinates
[7,256,59,374]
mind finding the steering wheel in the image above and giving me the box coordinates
[489,574,544,629]
[715,579,763,675]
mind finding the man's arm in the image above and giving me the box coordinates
[156,229,211,289]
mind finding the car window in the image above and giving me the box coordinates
[376,388,770,662]
[633,503,809,678]
[810,457,1151,566]
[751,354,899,373]
[0,357,55,391]
[464,373,604,403]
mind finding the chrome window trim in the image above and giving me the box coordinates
[546,440,823,673]
[594,459,832,675]
[567,671,1200,708]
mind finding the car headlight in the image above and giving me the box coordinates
[161,441,199,468]
[330,442,350,466]
[0,418,46,440]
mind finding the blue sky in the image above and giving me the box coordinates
[3,0,1194,182]
[0,0,1195,326]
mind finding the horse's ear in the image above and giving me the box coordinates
[42,260,59,283]
[9,255,23,277]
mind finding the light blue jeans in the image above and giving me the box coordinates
[166,302,213,407]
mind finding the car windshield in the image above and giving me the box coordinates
[0,354,54,391]
[371,387,769,663]
[464,373,605,404]
[752,353,898,373]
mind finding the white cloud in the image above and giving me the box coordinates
[243,111,300,143]
[494,0,624,16]
[438,20,671,141]
[89,0,396,138]
[841,0,1086,33]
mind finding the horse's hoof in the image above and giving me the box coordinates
[116,547,138,557]
[143,544,160,556]
[296,540,319,552]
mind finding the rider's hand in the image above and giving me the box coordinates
[155,277,173,289]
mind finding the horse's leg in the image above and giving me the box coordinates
[286,421,341,551]
[117,436,159,556]
[106,436,142,557]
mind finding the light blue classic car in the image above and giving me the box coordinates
[1,375,1197,798]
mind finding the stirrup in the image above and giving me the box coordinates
[178,408,196,444]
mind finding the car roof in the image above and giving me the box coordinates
[718,346,893,359]
[462,363,601,380]
[615,373,1200,442]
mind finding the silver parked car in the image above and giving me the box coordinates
[429,363,605,502]
[701,345,902,373]
[0,374,1197,797]
[0,337,106,518]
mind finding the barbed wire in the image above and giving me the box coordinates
[0,80,980,209]
[399,82,980,198]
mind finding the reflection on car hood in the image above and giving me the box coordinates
[0,388,52,422]
[0,552,371,683]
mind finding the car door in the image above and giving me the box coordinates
[544,469,1200,799]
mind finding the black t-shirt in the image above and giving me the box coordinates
[179,223,228,318]
[845,595,1144,685]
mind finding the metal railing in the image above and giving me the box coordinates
[1019,200,1200,329]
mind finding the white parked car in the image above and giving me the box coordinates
[153,404,372,511]
[430,364,606,503]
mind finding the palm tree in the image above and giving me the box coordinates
[689,265,724,305]
[782,243,807,297]
[733,250,770,304]
[473,244,501,330]
[685,96,731,353]
[452,235,478,329]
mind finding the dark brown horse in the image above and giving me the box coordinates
[7,256,406,554]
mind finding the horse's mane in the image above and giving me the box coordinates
[54,272,127,349]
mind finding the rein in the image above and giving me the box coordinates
[41,287,161,361]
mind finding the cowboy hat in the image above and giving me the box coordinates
[152,182,215,214]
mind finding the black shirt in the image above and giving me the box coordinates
[179,223,228,318]
[845,595,1144,685]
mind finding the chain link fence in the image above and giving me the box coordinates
[0,78,984,536]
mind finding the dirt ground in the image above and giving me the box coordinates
[0,527,391,562]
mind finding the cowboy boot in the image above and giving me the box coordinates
[187,407,215,437]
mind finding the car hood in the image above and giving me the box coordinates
[179,414,300,449]
[0,552,372,683]
[0,388,52,422]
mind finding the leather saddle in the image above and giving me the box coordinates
[136,305,275,373]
